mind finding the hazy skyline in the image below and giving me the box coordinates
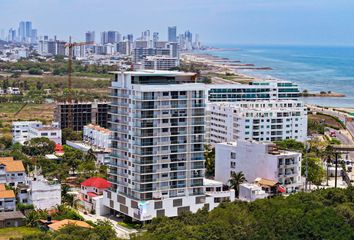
[1,0,354,46]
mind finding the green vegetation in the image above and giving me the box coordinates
[0,226,40,239]
[0,59,118,78]
[25,205,84,228]
[228,171,246,198]
[275,139,305,152]
[329,138,341,145]
[117,221,141,230]
[204,145,215,177]
[21,220,118,240]
[308,118,325,134]
[62,128,83,144]
[133,188,354,240]
[302,157,326,187]
[22,137,56,156]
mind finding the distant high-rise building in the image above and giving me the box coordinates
[127,34,133,42]
[153,32,159,47]
[17,21,35,43]
[18,21,26,42]
[168,26,177,42]
[31,29,38,44]
[85,31,95,43]
[8,28,16,42]
[101,31,120,44]
[184,31,192,42]
[142,30,150,41]
[0,29,5,41]
[25,21,32,38]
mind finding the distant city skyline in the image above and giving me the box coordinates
[1,0,354,46]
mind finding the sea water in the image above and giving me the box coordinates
[204,45,354,107]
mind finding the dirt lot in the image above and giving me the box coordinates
[0,103,54,126]
[309,113,344,130]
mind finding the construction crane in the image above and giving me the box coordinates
[64,37,93,129]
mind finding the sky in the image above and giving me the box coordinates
[1,0,354,46]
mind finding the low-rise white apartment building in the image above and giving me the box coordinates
[215,140,302,193]
[12,121,62,144]
[0,157,26,187]
[17,175,61,210]
[208,100,307,145]
[83,124,111,150]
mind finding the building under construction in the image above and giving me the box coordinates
[54,101,109,131]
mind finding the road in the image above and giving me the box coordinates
[78,211,137,239]
[309,105,354,140]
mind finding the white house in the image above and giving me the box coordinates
[215,140,302,193]
[208,100,307,145]
[0,184,16,212]
[12,121,42,144]
[0,157,26,187]
[79,177,111,216]
[17,175,61,210]
[6,87,21,95]
[238,183,269,202]
[12,121,62,145]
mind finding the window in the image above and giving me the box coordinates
[230,161,236,169]
[230,152,236,159]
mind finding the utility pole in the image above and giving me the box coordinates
[334,152,338,188]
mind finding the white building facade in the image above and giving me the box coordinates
[208,101,307,145]
[18,175,61,210]
[0,157,26,187]
[12,121,62,145]
[215,140,302,193]
[83,124,111,150]
[104,70,234,221]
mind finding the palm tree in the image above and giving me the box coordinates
[228,171,246,198]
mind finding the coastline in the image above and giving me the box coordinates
[181,50,351,106]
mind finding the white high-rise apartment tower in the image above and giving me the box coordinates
[104,70,233,221]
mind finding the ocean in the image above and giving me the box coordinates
[203,45,354,108]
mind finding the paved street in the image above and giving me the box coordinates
[78,211,137,239]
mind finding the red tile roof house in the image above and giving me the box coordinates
[79,177,111,216]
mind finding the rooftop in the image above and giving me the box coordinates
[255,178,278,187]
[0,211,25,221]
[0,157,25,172]
[48,219,93,231]
[110,70,196,77]
[81,177,111,189]
[204,178,223,187]
[85,124,111,134]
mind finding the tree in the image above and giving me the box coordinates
[204,145,215,177]
[62,128,82,144]
[302,157,325,188]
[22,137,56,156]
[28,68,43,75]
[63,145,83,174]
[228,171,246,198]
[95,220,118,240]
[133,188,354,240]
[275,139,304,152]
